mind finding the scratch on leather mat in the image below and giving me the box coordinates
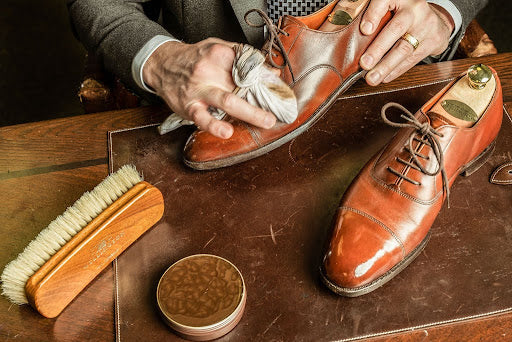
[262,313,282,336]
[203,234,216,249]
[244,226,285,242]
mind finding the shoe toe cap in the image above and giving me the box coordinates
[183,123,258,166]
[322,208,404,289]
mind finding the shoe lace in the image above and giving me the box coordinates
[381,102,450,207]
[244,9,295,82]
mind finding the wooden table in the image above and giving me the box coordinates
[1,53,511,341]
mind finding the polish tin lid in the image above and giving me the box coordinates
[157,254,246,341]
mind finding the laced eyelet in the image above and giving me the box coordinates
[381,101,451,207]
[244,8,295,82]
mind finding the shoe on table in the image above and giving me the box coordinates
[184,1,392,170]
[321,64,503,296]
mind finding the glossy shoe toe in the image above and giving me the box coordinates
[321,208,404,296]
[183,122,258,169]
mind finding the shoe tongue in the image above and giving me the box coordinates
[426,111,456,129]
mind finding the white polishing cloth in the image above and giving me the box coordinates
[158,44,298,135]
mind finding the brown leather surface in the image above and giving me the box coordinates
[184,5,392,167]
[110,80,512,341]
[322,70,504,292]
[490,161,512,185]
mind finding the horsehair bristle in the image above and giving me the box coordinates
[0,165,143,305]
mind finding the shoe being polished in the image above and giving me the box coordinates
[321,65,503,297]
[183,2,392,170]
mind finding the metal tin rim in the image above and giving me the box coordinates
[156,254,246,336]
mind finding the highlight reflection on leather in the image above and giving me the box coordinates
[322,68,503,296]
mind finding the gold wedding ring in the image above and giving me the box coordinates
[401,32,420,50]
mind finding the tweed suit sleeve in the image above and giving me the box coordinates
[68,0,173,93]
[447,0,489,31]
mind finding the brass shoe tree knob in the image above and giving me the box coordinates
[467,64,492,89]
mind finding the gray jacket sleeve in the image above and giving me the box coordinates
[429,0,489,61]
[449,0,489,31]
[68,0,172,92]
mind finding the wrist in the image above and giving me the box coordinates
[429,3,455,36]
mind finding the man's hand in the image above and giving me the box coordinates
[143,38,277,139]
[359,0,455,86]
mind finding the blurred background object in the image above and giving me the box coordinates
[0,0,510,127]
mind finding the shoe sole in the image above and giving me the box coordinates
[184,69,368,170]
[319,139,497,297]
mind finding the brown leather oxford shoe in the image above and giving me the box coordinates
[321,66,503,296]
[183,3,392,170]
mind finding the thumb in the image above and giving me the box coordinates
[360,0,390,35]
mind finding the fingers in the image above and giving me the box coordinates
[361,1,452,87]
[360,0,390,35]
[203,87,277,129]
[381,45,427,83]
[156,37,279,139]
[187,101,234,139]
[360,10,413,70]
[366,37,420,85]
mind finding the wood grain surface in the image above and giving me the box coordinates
[26,182,164,318]
[0,52,511,341]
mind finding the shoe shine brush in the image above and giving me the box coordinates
[1,165,164,318]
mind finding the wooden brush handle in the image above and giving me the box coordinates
[25,181,164,318]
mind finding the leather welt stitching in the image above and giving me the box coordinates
[370,148,442,205]
[338,77,456,101]
[490,162,512,184]
[339,206,406,258]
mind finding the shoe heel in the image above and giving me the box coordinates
[460,140,496,177]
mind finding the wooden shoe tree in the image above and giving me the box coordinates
[430,64,496,128]
[319,0,370,31]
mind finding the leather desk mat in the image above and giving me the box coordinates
[109,80,512,341]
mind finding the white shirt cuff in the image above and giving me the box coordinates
[427,0,462,42]
[132,35,181,94]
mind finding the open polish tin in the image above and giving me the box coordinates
[157,254,246,341]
